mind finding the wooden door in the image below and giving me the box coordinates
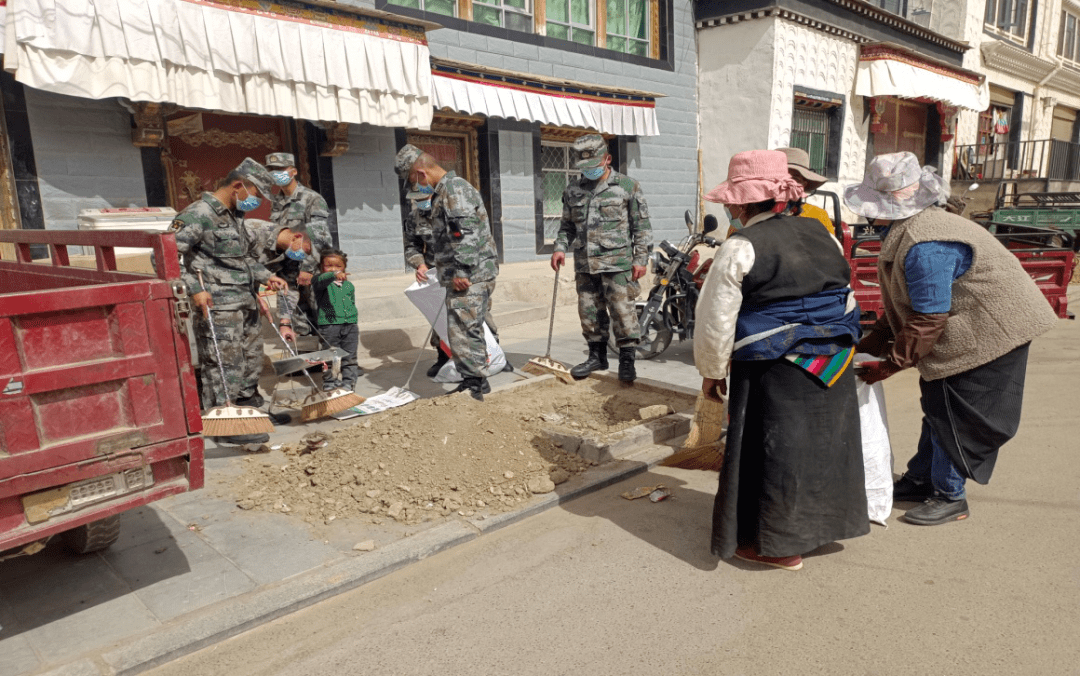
[162,112,293,221]
[873,98,929,164]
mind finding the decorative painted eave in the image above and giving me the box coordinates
[981,39,1060,84]
[695,0,969,58]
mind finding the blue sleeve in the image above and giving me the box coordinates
[903,241,973,313]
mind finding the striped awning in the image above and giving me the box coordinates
[1,0,435,128]
[431,60,660,137]
[855,43,989,112]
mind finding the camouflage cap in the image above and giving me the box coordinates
[573,134,608,170]
[236,157,275,198]
[395,144,425,178]
[265,152,295,168]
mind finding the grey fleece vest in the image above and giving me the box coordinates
[879,206,1058,381]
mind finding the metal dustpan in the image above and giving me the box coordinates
[272,347,349,377]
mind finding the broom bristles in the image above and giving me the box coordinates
[300,389,366,421]
[522,357,575,383]
[201,405,274,436]
[661,442,726,471]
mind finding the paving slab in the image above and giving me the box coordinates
[0,634,42,676]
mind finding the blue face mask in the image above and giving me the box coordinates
[284,248,306,261]
[724,206,742,230]
[236,188,261,212]
[581,165,605,181]
[271,170,292,186]
[416,198,432,211]
[412,183,435,196]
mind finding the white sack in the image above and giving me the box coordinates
[857,378,894,526]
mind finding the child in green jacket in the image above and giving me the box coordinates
[312,249,360,390]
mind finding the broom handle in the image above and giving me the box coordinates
[403,301,446,390]
[545,267,559,359]
[276,291,328,392]
[196,271,233,406]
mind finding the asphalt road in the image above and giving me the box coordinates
[147,314,1080,676]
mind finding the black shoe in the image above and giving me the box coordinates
[267,411,292,426]
[235,393,265,408]
[215,433,270,445]
[618,347,637,382]
[903,497,969,525]
[426,351,451,378]
[447,376,486,401]
[893,474,933,502]
[502,362,514,373]
[570,342,609,379]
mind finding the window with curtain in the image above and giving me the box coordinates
[984,0,1034,44]
[388,0,456,16]
[872,0,907,16]
[547,0,595,45]
[1059,8,1080,64]
[606,0,648,56]
[473,0,533,31]
[541,143,579,244]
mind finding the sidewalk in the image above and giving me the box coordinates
[0,298,703,676]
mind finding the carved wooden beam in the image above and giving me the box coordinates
[131,102,166,148]
[320,122,350,157]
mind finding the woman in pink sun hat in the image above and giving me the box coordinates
[696,150,869,571]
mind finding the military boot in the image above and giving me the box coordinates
[618,347,637,382]
[448,376,489,400]
[571,342,609,379]
[426,350,450,378]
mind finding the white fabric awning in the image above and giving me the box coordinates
[431,68,660,137]
[1,0,433,128]
[855,44,988,112]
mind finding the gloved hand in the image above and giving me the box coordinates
[857,360,901,384]
[889,312,948,369]
[856,315,894,357]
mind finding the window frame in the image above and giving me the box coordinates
[984,0,1035,46]
[604,0,651,56]
[1059,7,1080,65]
[539,140,580,249]
[545,0,597,46]
[789,87,845,181]
[472,0,533,31]
[871,0,907,18]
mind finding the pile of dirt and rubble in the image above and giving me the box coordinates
[233,379,694,526]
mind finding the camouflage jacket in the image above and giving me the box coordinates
[403,204,437,269]
[171,192,273,309]
[429,171,499,286]
[270,183,332,275]
[554,169,652,274]
[245,219,301,286]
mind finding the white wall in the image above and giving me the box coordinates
[25,88,146,229]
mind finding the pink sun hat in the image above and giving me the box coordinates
[704,150,805,205]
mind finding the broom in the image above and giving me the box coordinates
[522,267,575,383]
[277,290,365,420]
[196,272,274,437]
[661,393,726,471]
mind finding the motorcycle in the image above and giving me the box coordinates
[610,210,721,359]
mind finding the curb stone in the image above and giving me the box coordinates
[41,437,683,676]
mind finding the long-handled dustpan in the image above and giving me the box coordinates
[522,267,574,383]
[197,271,274,437]
[276,291,365,420]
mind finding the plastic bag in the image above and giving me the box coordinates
[432,322,506,381]
[857,379,894,526]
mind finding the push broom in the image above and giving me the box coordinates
[522,267,574,383]
[277,290,365,420]
[661,393,726,471]
[197,271,274,437]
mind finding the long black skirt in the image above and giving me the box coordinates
[920,342,1030,485]
[712,359,869,559]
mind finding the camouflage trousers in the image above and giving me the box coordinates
[193,304,262,410]
[446,280,496,378]
[575,271,640,347]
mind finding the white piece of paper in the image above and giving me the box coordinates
[331,387,419,419]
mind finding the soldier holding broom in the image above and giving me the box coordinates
[172,158,289,444]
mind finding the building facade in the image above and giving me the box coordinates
[695,0,988,224]
[0,0,698,275]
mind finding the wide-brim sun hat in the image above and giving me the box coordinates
[704,150,805,205]
[844,151,950,220]
[776,147,827,190]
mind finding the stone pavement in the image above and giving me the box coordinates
[0,296,702,676]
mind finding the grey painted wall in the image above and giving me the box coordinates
[497,129,537,262]
[333,124,406,272]
[26,88,146,229]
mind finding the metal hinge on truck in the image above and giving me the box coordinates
[171,281,192,335]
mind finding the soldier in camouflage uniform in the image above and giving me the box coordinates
[551,134,652,382]
[246,218,312,344]
[395,144,500,401]
[266,152,333,331]
[172,158,288,443]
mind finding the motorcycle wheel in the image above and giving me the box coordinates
[608,303,673,360]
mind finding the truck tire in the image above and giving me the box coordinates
[63,516,121,554]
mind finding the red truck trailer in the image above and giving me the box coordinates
[0,230,203,558]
